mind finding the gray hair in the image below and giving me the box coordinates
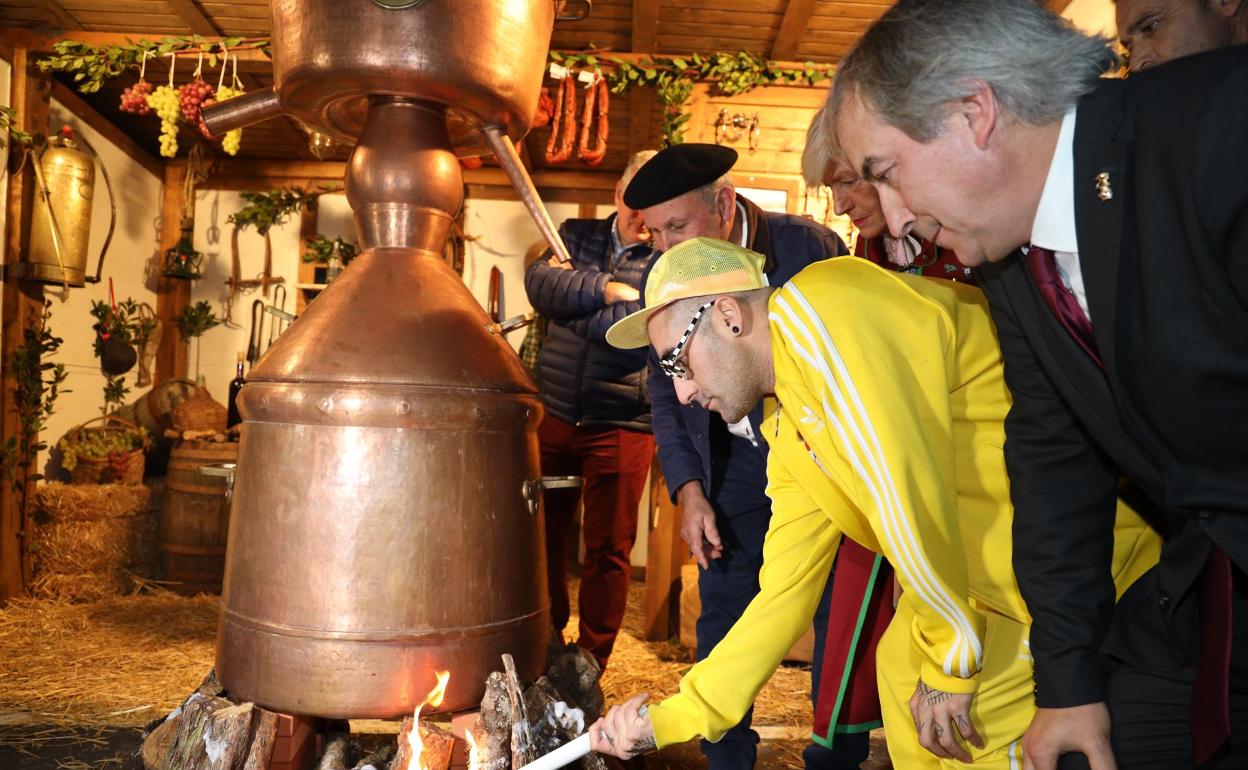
[621,150,658,188]
[696,173,735,210]
[829,0,1119,142]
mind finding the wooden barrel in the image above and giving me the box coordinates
[160,441,238,594]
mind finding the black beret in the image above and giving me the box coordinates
[622,143,738,210]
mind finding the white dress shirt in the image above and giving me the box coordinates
[1030,109,1092,322]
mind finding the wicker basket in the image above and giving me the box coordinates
[64,415,147,485]
[170,387,228,433]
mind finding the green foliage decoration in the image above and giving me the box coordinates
[0,105,33,151]
[88,298,155,358]
[36,35,270,95]
[229,187,322,236]
[175,301,221,341]
[1,301,69,523]
[551,50,833,146]
[302,234,359,265]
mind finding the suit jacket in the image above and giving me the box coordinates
[976,44,1248,709]
[645,195,848,506]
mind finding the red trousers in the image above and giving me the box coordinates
[539,414,655,667]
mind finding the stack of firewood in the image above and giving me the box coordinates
[141,644,606,770]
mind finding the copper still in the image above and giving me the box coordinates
[202,0,588,718]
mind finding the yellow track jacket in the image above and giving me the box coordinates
[648,258,1161,747]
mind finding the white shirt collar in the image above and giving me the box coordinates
[735,200,749,248]
[1029,109,1079,254]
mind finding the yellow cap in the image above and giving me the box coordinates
[605,237,768,349]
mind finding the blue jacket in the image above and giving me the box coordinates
[646,195,848,500]
[525,214,657,432]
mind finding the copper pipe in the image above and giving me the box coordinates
[482,125,573,264]
[202,86,285,137]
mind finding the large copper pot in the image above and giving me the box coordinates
[204,0,558,155]
[206,0,574,718]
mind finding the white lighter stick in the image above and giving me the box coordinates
[516,733,592,770]
[517,705,648,770]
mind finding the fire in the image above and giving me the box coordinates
[404,670,451,770]
[465,729,482,770]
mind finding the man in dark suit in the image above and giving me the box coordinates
[825,1,1247,768]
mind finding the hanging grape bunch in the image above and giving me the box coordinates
[178,78,215,125]
[148,85,181,158]
[214,85,245,155]
[119,79,153,116]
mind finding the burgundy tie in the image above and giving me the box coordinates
[1025,246,1102,367]
[1192,546,1234,765]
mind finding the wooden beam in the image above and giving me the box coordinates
[50,80,164,180]
[463,166,617,192]
[1,49,51,603]
[164,0,220,36]
[770,0,817,61]
[198,159,347,190]
[154,163,191,385]
[630,0,660,53]
[27,0,81,30]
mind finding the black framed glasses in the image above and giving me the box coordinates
[658,301,714,380]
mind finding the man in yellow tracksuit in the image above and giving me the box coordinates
[593,237,1160,767]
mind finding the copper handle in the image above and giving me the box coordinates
[522,475,583,516]
[486,312,535,336]
[199,462,238,505]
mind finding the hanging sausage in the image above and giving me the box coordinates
[576,75,609,166]
[544,76,577,164]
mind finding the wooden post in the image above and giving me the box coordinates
[0,48,50,602]
[154,163,190,385]
[642,451,689,640]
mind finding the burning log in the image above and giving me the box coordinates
[393,719,456,770]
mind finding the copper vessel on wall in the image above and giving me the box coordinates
[203,0,579,718]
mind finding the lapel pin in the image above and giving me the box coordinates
[1095,171,1113,202]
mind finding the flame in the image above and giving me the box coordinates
[465,729,482,770]
[404,670,451,770]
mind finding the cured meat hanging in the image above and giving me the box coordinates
[545,77,577,163]
[576,75,609,166]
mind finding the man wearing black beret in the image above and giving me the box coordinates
[627,144,887,770]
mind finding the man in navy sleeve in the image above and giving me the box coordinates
[524,150,657,669]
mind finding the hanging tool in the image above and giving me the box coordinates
[267,284,288,351]
[246,298,265,369]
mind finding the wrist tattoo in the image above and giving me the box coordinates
[629,733,657,756]
[917,680,955,706]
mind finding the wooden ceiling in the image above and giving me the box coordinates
[0,0,1073,172]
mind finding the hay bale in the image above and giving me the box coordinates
[29,482,162,602]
